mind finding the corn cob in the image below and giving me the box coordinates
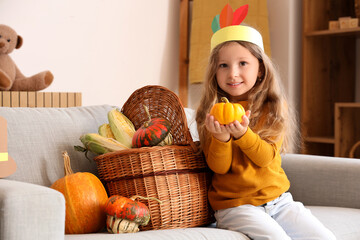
[98,123,116,139]
[80,133,129,155]
[108,109,135,148]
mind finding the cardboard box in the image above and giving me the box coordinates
[350,18,359,28]
[339,17,351,29]
[329,20,340,30]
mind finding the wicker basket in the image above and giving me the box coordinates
[94,85,214,230]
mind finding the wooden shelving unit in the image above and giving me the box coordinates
[335,103,360,158]
[301,0,359,157]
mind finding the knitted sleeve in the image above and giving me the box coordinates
[234,128,283,167]
[203,136,233,174]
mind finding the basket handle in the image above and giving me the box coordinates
[121,85,199,153]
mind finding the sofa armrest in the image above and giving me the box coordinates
[0,179,65,240]
[282,154,360,209]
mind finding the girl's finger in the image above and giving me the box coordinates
[241,115,249,127]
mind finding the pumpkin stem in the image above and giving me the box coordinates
[142,104,152,127]
[130,195,162,204]
[221,97,230,103]
[63,151,74,176]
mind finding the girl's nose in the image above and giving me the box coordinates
[230,66,240,78]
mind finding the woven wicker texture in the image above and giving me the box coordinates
[94,85,214,230]
[121,85,197,151]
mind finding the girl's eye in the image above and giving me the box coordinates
[219,63,228,68]
[240,61,247,66]
[7,39,10,42]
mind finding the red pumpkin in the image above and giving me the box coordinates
[104,195,161,233]
[51,151,108,234]
[132,105,172,148]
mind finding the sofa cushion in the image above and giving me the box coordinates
[63,206,360,240]
[65,226,249,240]
[309,206,360,240]
[0,105,115,187]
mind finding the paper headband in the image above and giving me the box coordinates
[210,4,264,51]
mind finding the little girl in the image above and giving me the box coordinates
[195,4,336,240]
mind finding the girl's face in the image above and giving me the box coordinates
[216,42,260,102]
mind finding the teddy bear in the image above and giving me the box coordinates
[0,24,53,91]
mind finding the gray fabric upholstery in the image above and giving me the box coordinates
[309,206,360,240]
[65,227,249,240]
[282,153,360,209]
[0,105,114,187]
[0,179,65,240]
[64,206,360,240]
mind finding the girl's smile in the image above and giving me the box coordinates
[216,42,261,102]
[228,82,243,87]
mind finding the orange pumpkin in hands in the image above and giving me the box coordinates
[210,97,245,125]
[51,151,108,234]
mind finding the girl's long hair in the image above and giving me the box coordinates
[195,41,300,153]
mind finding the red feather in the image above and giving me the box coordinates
[219,4,233,28]
[232,4,249,25]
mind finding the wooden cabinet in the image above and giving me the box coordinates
[301,0,360,157]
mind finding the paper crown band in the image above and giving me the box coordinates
[210,4,264,51]
[211,25,264,51]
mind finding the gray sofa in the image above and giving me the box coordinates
[1,104,360,240]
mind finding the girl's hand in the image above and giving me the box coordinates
[226,110,251,139]
[205,114,231,142]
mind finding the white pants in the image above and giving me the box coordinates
[214,192,336,240]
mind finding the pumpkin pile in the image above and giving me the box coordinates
[51,152,161,234]
[75,105,173,156]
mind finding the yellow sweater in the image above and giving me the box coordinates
[204,102,290,210]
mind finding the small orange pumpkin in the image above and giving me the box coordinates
[51,151,108,234]
[210,97,245,125]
